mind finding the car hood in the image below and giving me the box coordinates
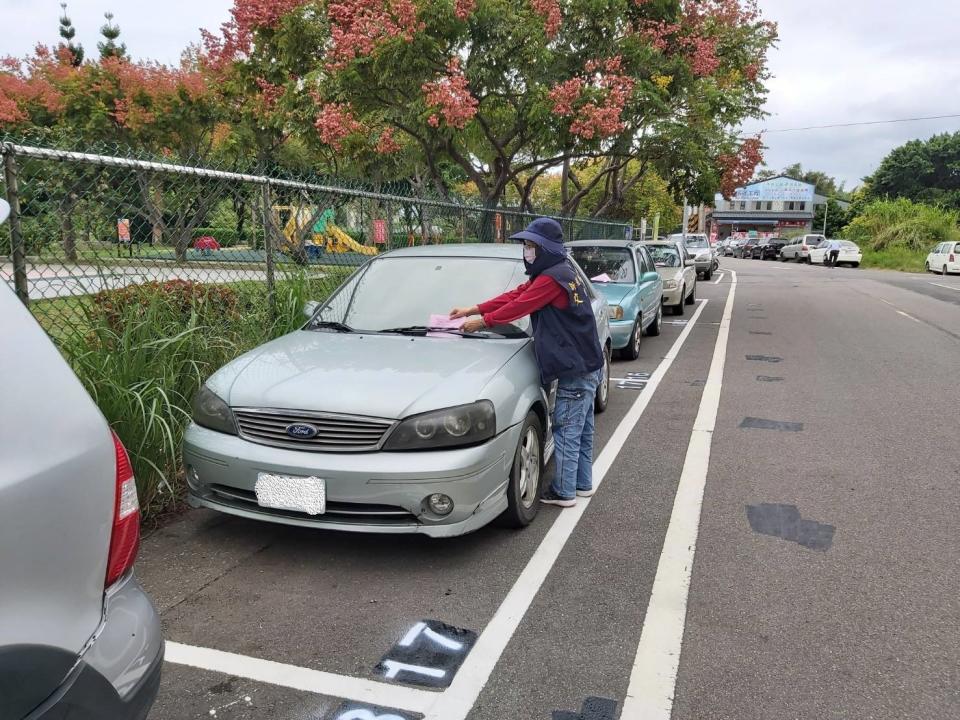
[594,283,634,305]
[207,330,528,420]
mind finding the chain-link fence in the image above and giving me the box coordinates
[1,141,630,343]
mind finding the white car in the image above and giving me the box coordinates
[925,241,960,275]
[810,240,862,267]
[780,234,826,263]
[643,241,697,315]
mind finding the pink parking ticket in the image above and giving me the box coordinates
[427,314,465,337]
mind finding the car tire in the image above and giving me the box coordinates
[674,287,685,315]
[686,281,696,305]
[704,269,713,280]
[780,254,787,262]
[852,262,860,268]
[501,412,543,528]
[594,346,611,414]
[620,317,642,361]
[646,303,662,336]
[924,262,931,272]
[944,265,949,276]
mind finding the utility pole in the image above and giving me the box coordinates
[822,200,829,235]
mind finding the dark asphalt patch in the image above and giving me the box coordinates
[552,696,619,720]
[687,379,706,387]
[749,330,772,335]
[745,503,835,551]
[739,417,803,431]
[328,702,422,719]
[756,376,784,382]
[373,620,476,688]
[745,354,782,363]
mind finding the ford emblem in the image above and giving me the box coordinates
[285,423,319,439]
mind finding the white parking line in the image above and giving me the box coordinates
[896,310,921,323]
[620,270,737,720]
[424,298,711,720]
[929,282,960,292]
[164,299,713,718]
[713,273,725,284]
[164,642,437,714]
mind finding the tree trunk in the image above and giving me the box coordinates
[60,191,78,262]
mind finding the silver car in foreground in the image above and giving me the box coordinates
[0,201,163,720]
[184,244,611,537]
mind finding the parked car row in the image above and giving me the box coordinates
[721,234,866,268]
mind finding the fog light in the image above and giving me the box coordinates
[427,493,454,516]
[186,465,200,487]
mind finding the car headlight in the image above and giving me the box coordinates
[384,401,496,451]
[607,305,624,320]
[663,279,678,289]
[192,385,238,435]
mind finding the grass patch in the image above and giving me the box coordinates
[38,269,351,519]
[859,247,928,273]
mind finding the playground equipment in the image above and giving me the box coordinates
[273,205,378,258]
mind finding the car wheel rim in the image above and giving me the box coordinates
[518,428,541,508]
[633,324,641,354]
[599,354,609,404]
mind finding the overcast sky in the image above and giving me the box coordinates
[2,0,959,190]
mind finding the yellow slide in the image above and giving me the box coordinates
[326,223,378,255]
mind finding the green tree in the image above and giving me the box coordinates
[813,198,849,237]
[98,12,128,60]
[58,3,84,66]
[865,131,960,210]
[843,197,959,252]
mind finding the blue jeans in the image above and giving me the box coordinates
[550,369,601,499]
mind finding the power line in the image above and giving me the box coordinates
[745,112,960,134]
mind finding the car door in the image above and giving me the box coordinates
[637,246,662,322]
[930,243,945,268]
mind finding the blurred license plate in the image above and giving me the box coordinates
[254,473,325,515]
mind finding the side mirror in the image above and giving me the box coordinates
[684,258,695,267]
[644,271,660,282]
[0,199,9,225]
[303,300,320,320]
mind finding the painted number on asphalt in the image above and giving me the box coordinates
[373,620,477,688]
[617,371,649,391]
[328,702,420,720]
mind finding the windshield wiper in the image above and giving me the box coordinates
[310,320,355,333]
[378,325,503,338]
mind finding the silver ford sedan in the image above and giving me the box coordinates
[183,244,611,537]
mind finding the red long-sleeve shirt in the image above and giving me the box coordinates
[478,274,568,327]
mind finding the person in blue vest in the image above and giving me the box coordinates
[450,217,605,507]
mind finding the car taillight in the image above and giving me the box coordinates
[106,431,140,587]
[801,244,808,251]
[950,253,956,263]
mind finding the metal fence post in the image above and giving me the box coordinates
[3,150,29,307]
[260,181,277,322]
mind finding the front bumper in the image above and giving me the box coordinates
[183,422,522,537]
[32,575,163,720]
[661,286,683,305]
[609,318,636,349]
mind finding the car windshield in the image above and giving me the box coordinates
[570,247,636,283]
[647,245,681,268]
[683,237,710,248]
[318,255,531,335]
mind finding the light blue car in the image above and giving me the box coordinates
[568,240,663,360]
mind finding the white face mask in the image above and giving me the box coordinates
[523,246,537,263]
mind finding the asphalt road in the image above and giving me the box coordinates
[139,258,960,720]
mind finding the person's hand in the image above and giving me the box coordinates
[449,306,478,319]
[462,317,486,333]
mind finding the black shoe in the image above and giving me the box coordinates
[540,488,576,507]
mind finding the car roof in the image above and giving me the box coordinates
[384,243,522,259]
[566,239,638,249]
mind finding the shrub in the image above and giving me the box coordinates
[90,280,239,335]
[844,198,960,252]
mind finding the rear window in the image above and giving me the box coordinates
[955,243,960,253]
[840,241,858,249]
[684,237,710,248]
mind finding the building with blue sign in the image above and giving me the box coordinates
[710,176,838,240]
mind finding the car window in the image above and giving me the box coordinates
[569,246,636,283]
[319,256,530,333]
[638,246,656,274]
[647,244,681,268]
[954,243,960,253]
[683,237,710,248]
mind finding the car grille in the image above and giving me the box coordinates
[233,408,395,452]
[208,484,417,525]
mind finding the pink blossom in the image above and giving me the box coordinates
[454,0,476,20]
[313,102,364,149]
[326,0,421,71]
[549,56,634,139]
[687,35,720,77]
[530,0,562,38]
[718,136,764,198]
[375,126,402,153]
[421,57,478,129]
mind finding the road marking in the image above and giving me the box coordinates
[713,273,725,284]
[770,266,788,271]
[929,282,960,292]
[422,298,712,720]
[896,310,921,323]
[164,642,436,714]
[620,270,737,720]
